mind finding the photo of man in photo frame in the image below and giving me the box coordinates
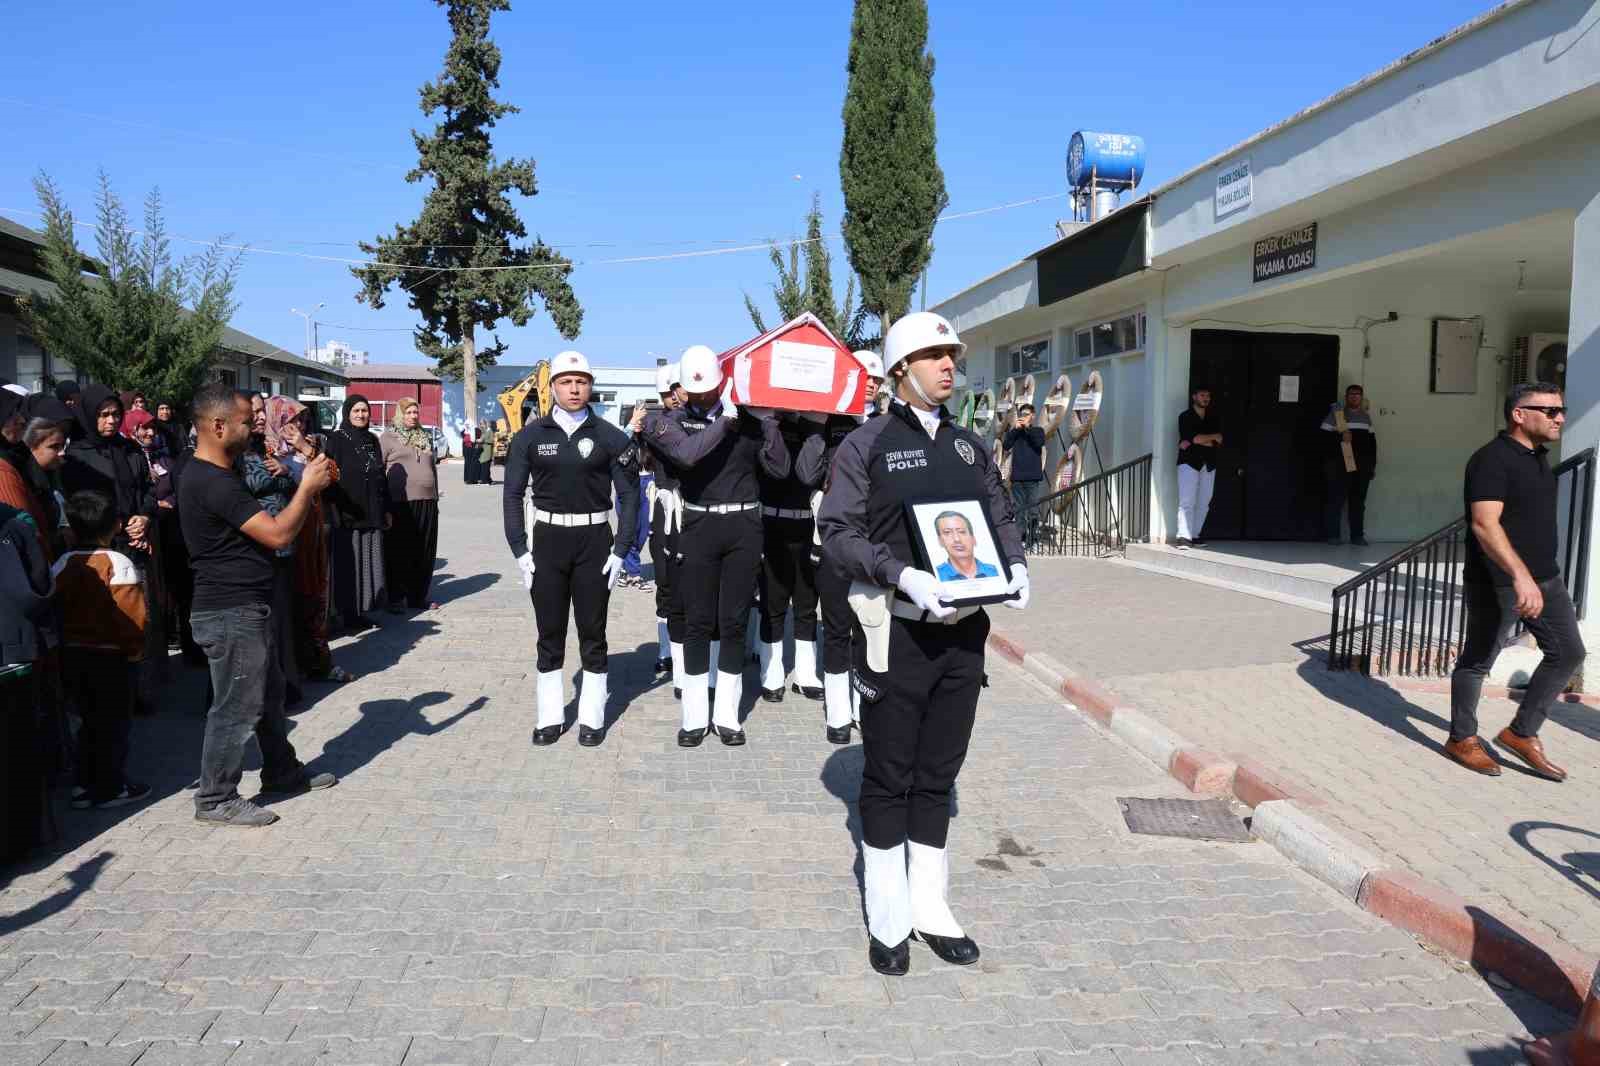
[932,510,1000,582]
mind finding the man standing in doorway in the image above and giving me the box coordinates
[1444,382,1584,782]
[1175,387,1222,549]
[1322,384,1378,546]
[1003,404,1046,550]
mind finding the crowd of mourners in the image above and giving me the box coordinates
[1,381,442,859]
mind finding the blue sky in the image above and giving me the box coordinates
[2,0,1495,370]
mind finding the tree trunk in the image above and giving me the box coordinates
[461,325,478,433]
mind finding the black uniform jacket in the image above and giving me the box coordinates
[502,409,641,557]
[818,400,1024,590]
[645,403,791,506]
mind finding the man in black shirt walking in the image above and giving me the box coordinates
[1175,387,1222,548]
[1446,382,1584,782]
[181,384,337,828]
[1003,404,1046,550]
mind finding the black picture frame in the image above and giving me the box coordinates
[903,496,1018,607]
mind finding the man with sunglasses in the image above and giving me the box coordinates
[1446,382,1585,782]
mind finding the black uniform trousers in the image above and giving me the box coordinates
[679,507,763,675]
[649,497,684,641]
[854,609,990,851]
[531,522,613,673]
[817,553,853,675]
[1324,460,1373,541]
[758,516,819,643]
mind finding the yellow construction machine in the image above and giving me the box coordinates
[492,360,552,462]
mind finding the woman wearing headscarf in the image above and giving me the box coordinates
[462,424,480,485]
[322,394,390,632]
[379,397,441,612]
[478,422,496,484]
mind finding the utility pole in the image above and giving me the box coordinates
[290,303,325,359]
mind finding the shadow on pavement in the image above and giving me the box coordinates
[1510,821,1600,905]
[298,691,486,789]
[1461,903,1580,1046]
[430,571,500,605]
[820,744,867,927]
[0,851,114,930]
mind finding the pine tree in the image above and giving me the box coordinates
[839,0,947,336]
[353,0,580,424]
[744,195,869,347]
[17,172,240,414]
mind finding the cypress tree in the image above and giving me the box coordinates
[839,0,947,336]
[353,0,580,424]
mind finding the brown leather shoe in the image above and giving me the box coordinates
[1495,728,1567,782]
[1444,736,1501,776]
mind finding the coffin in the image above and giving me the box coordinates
[719,313,870,416]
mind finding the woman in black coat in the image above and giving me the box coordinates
[321,394,391,632]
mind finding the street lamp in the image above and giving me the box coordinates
[290,303,325,359]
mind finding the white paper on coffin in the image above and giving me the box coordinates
[769,341,836,393]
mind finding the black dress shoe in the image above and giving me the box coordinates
[793,684,824,701]
[655,657,672,675]
[761,687,785,703]
[715,725,746,747]
[826,724,852,745]
[914,930,980,966]
[578,725,607,747]
[531,724,566,746]
[673,687,682,699]
[869,936,910,976]
[677,727,708,748]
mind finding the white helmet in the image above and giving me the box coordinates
[655,364,675,394]
[883,312,965,374]
[549,350,593,381]
[853,350,885,381]
[678,344,723,392]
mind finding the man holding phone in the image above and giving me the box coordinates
[1446,382,1584,781]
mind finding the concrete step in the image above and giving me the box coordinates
[1119,540,1417,615]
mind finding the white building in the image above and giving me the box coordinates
[310,340,369,368]
[936,0,1599,614]
[438,362,660,454]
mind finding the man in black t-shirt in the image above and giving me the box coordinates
[1003,404,1046,550]
[181,384,337,827]
[1446,382,1584,782]
[1175,388,1222,549]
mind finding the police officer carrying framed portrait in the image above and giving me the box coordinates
[818,313,1029,976]
[503,351,640,748]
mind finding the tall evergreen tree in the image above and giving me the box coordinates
[18,172,240,414]
[744,194,867,347]
[839,0,947,336]
[353,0,580,424]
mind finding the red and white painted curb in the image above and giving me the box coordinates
[988,631,1596,1014]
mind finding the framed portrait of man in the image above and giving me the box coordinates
[904,498,1016,606]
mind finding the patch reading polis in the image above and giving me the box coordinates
[577,438,594,459]
[537,442,559,457]
[953,439,976,465]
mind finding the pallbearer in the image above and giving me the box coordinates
[818,314,1029,975]
[503,351,640,748]
[800,350,883,744]
[647,345,790,747]
[755,413,825,704]
[640,363,687,682]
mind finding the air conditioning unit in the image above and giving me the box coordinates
[1511,333,1569,389]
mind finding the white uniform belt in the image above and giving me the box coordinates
[534,508,609,527]
[762,506,813,520]
[889,598,982,625]
[683,501,759,514]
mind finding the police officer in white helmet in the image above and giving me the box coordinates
[646,344,791,746]
[503,351,641,747]
[818,314,1030,975]
[638,363,687,683]
[797,349,885,743]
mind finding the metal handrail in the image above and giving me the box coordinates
[1021,453,1151,558]
[1329,446,1596,676]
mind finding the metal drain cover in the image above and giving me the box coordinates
[1118,797,1253,843]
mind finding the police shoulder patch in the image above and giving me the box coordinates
[953,438,976,466]
[616,442,637,468]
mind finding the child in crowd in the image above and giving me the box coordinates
[51,489,150,809]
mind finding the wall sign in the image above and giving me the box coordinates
[1278,375,1300,403]
[1252,222,1318,283]
[1215,158,1252,219]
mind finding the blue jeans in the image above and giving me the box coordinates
[623,476,652,577]
[192,603,304,811]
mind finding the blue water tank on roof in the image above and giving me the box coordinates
[1067,131,1145,189]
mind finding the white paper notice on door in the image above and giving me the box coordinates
[1279,375,1300,402]
[768,341,836,393]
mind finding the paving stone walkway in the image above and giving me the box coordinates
[993,556,1600,960]
[0,468,1572,1064]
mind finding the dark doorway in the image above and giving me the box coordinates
[1189,330,1340,540]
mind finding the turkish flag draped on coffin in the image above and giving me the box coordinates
[718,313,870,416]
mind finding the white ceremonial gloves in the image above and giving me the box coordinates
[1004,564,1030,610]
[897,568,955,620]
[601,553,625,590]
[718,380,737,419]
[516,552,535,590]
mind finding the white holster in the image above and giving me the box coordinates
[523,493,535,554]
[810,490,824,552]
[654,485,683,536]
[848,581,892,673]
